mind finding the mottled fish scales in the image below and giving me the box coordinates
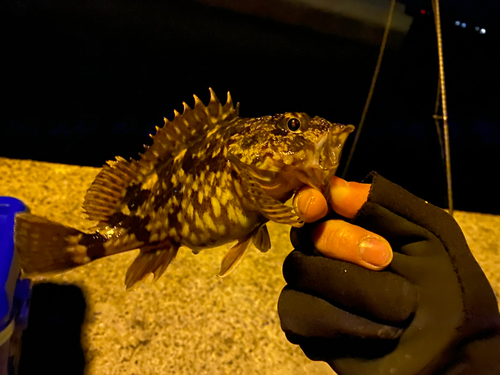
[15,89,354,289]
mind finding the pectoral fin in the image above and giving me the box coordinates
[227,153,279,189]
[254,196,304,227]
[228,154,304,228]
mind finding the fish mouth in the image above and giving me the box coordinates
[233,124,354,202]
[295,124,355,193]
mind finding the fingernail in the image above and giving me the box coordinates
[295,190,314,216]
[359,236,392,267]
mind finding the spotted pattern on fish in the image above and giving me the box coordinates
[14,89,354,289]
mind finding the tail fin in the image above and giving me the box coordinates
[14,213,101,276]
[15,213,180,287]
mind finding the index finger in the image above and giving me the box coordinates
[328,176,371,219]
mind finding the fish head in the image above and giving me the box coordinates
[229,112,355,199]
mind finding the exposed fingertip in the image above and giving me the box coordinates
[329,177,371,219]
[331,175,348,187]
[295,189,328,223]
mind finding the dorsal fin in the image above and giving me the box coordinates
[139,88,239,167]
[82,89,239,226]
[82,156,139,224]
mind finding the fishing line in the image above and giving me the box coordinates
[341,0,454,215]
[341,0,396,179]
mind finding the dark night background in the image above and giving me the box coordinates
[2,0,499,214]
[0,1,499,373]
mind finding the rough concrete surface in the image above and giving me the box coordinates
[0,157,498,375]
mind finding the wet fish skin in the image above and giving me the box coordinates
[15,89,354,288]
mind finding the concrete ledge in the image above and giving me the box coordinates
[0,157,498,374]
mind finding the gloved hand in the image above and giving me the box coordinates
[280,173,500,375]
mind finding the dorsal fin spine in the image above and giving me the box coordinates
[83,89,238,226]
[193,94,203,108]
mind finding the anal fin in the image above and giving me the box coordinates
[125,244,179,289]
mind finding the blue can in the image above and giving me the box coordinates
[0,197,31,375]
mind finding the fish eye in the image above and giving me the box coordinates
[287,118,301,132]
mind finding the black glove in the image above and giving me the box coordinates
[279,173,500,375]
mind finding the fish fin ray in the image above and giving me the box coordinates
[125,245,178,289]
[140,89,239,166]
[252,224,271,253]
[84,90,238,226]
[227,153,279,187]
[83,157,141,225]
[218,235,253,277]
[15,213,92,275]
[229,156,304,227]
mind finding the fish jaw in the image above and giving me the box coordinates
[294,123,355,193]
[247,124,354,201]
